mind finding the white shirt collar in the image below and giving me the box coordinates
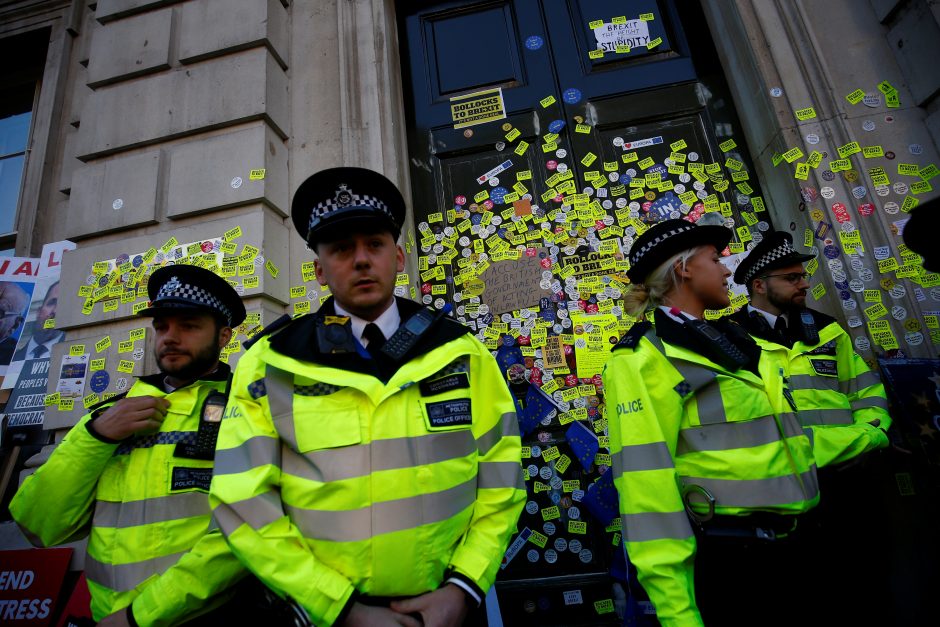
[748,304,787,329]
[334,300,401,347]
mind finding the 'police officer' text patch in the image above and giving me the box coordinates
[425,399,472,428]
[171,467,214,492]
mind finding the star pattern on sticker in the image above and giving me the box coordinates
[928,371,940,389]
[913,391,932,412]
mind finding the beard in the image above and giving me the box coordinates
[767,284,806,313]
[157,338,220,381]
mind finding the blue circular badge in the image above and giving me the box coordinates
[548,120,566,133]
[619,173,633,185]
[649,163,668,176]
[839,290,852,301]
[562,88,582,104]
[490,187,508,204]
[90,370,110,394]
[525,35,544,50]
[823,244,840,259]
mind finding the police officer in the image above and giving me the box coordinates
[209,167,525,627]
[602,220,819,626]
[730,231,892,624]
[730,231,890,466]
[11,265,248,626]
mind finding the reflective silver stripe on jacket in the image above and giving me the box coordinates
[841,370,881,395]
[476,412,519,455]
[850,396,889,411]
[613,442,674,480]
[788,374,839,393]
[798,408,854,426]
[214,435,281,476]
[677,412,804,455]
[279,431,477,484]
[621,510,694,543]
[682,468,819,508]
[213,490,285,535]
[92,492,211,529]
[478,461,525,490]
[285,477,477,543]
[84,551,185,592]
[267,365,300,450]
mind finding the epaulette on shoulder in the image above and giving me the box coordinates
[615,320,652,350]
[243,313,294,351]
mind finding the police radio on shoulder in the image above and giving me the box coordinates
[381,303,454,361]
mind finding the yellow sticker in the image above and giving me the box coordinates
[160,237,179,253]
[90,358,105,371]
[846,88,866,104]
[294,301,311,315]
[639,12,655,21]
[588,49,605,59]
[70,344,85,356]
[540,95,556,108]
[95,337,111,353]
[243,276,260,289]
[588,19,604,28]
[837,141,861,159]
[581,152,598,167]
[117,360,135,373]
[118,340,134,353]
[514,140,529,156]
[58,398,74,411]
[568,520,587,534]
[264,260,279,278]
[646,36,663,49]
[249,169,266,181]
[43,318,56,329]
[224,226,243,241]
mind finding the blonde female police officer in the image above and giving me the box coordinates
[209,167,525,627]
[602,220,820,626]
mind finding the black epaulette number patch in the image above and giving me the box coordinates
[615,321,652,350]
[420,372,470,396]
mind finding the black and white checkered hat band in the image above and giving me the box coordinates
[156,277,232,325]
[629,223,695,266]
[743,240,794,284]
[308,194,394,231]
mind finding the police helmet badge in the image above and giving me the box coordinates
[335,184,352,207]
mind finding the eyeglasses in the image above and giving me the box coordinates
[760,272,809,284]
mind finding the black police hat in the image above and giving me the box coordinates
[733,230,815,286]
[903,196,939,272]
[291,167,407,248]
[138,265,246,327]
[627,219,733,283]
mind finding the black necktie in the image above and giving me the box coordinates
[773,316,789,344]
[363,323,386,359]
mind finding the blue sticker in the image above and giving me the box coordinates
[648,192,680,219]
[90,370,110,394]
[491,187,508,204]
[525,35,544,50]
[132,255,144,267]
[839,290,852,301]
[834,280,849,290]
[619,173,633,185]
[548,120,566,133]
[823,245,840,259]
[649,163,668,176]
[470,213,483,225]
[563,88,582,104]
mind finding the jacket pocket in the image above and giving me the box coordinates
[286,386,363,452]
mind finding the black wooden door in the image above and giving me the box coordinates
[398,1,768,621]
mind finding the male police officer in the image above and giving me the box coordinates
[730,231,892,623]
[12,265,248,626]
[209,167,525,627]
[730,231,890,466]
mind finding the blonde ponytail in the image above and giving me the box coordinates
[624,246,705,317]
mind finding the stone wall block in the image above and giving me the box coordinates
[76,48,288,159]
[86,7,172,86]
[96,0,180,23]
[66,150,161,240]
[179,0,288,69]
[165,123,288,219]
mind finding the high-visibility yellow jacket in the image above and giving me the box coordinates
[603,311,819,627]
[209,298,525,626]
[10,367,246,625]
[731,307,890,467]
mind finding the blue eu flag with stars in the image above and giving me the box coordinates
[565,420,599,471]
[519,384,556,435]
[583,468,619,526]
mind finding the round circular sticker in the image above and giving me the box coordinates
[562,88,582,104]
[821,187,835,199]
[230,176,243,189]
[554,537,568,552]
[578,549,593,563]
[905,331,924,346]
[526,550,540,563]
[855,335,871,351]
[770,87,783,97]
[891,306,907,320]
[806,133,820,144]
[116,377,128,391]
[548,120,566,133]
[543,522,556,536]
[526,500,539,515]
[89,370,110,394]
[544,549,558,564]
[884,201,900,215]
[112,198,124,210]
[847,316,863,328]
[862,120,876,132]
[525,35,544,50]
[569,539,582,553]
[909,143,923,155]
